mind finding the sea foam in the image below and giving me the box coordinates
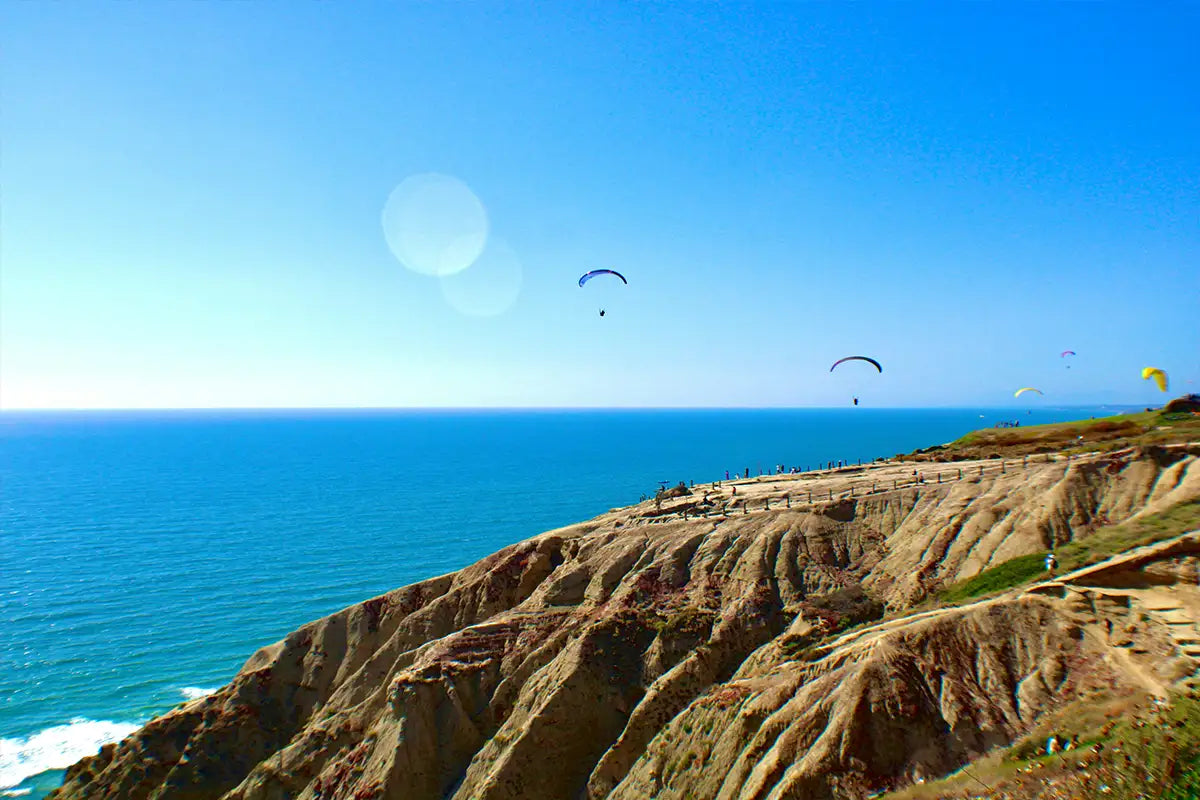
[0,719,139,790]
[179,686,219,700]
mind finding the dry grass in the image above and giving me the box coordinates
[906,410,1200,462]
[878,685,1200,800]
[1056,500,1200,573]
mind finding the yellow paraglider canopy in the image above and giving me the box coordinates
[1142,367,1168,392]
[1014,387,1043,398]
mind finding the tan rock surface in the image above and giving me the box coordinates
[50,445,1200,800]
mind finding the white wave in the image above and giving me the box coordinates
[0,718,139,791]
[178,686,219,701]
[1,789,33,797]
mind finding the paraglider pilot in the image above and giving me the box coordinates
[579,270,625,320]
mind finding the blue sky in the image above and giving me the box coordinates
[2,2,1197,408]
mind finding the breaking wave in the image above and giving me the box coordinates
[0,718,139,791]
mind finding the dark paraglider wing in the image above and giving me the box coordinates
[829,356,882,373]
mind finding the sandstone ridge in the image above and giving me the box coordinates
[51,444,1200,800]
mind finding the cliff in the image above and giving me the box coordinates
[51,442,1200,800]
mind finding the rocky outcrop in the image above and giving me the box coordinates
[51,446,1200,800]
[1165,394,1200,414]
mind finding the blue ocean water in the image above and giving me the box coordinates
[0,407,1123,796]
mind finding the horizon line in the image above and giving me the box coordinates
[0,403,1145,413]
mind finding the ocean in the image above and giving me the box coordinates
[0,406,1122,797]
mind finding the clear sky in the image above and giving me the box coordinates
[2,2,1197,409]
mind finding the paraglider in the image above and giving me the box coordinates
[1061,350,1075,368]
[829,356,882,373]
[579,269,626,318]
[830,357,880,406]
[1142,367,1168,393]
[1014,387,1043,398]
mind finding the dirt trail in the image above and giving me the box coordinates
[810,532,1200,683]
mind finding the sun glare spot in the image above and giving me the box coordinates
[439,239,523,317]
[381,173,488,276]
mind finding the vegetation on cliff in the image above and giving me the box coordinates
[910,407,1200,461]
[938,500,1200,605]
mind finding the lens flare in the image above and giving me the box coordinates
[439,240,523,317]
[382,173,488,277]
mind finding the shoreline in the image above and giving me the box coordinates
[5,406,1192,798]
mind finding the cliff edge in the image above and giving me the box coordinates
[51,441,1200,800]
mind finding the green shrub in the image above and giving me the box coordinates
[938,553,1047,603]
[936,500,1200,604]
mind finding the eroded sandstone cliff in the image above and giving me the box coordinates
[51,445,1200,800]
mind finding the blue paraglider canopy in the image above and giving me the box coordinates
[578,269,628,287]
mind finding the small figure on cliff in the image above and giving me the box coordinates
[1045,552,1058,572]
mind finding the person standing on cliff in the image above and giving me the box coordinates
[1045,552,1058,573]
